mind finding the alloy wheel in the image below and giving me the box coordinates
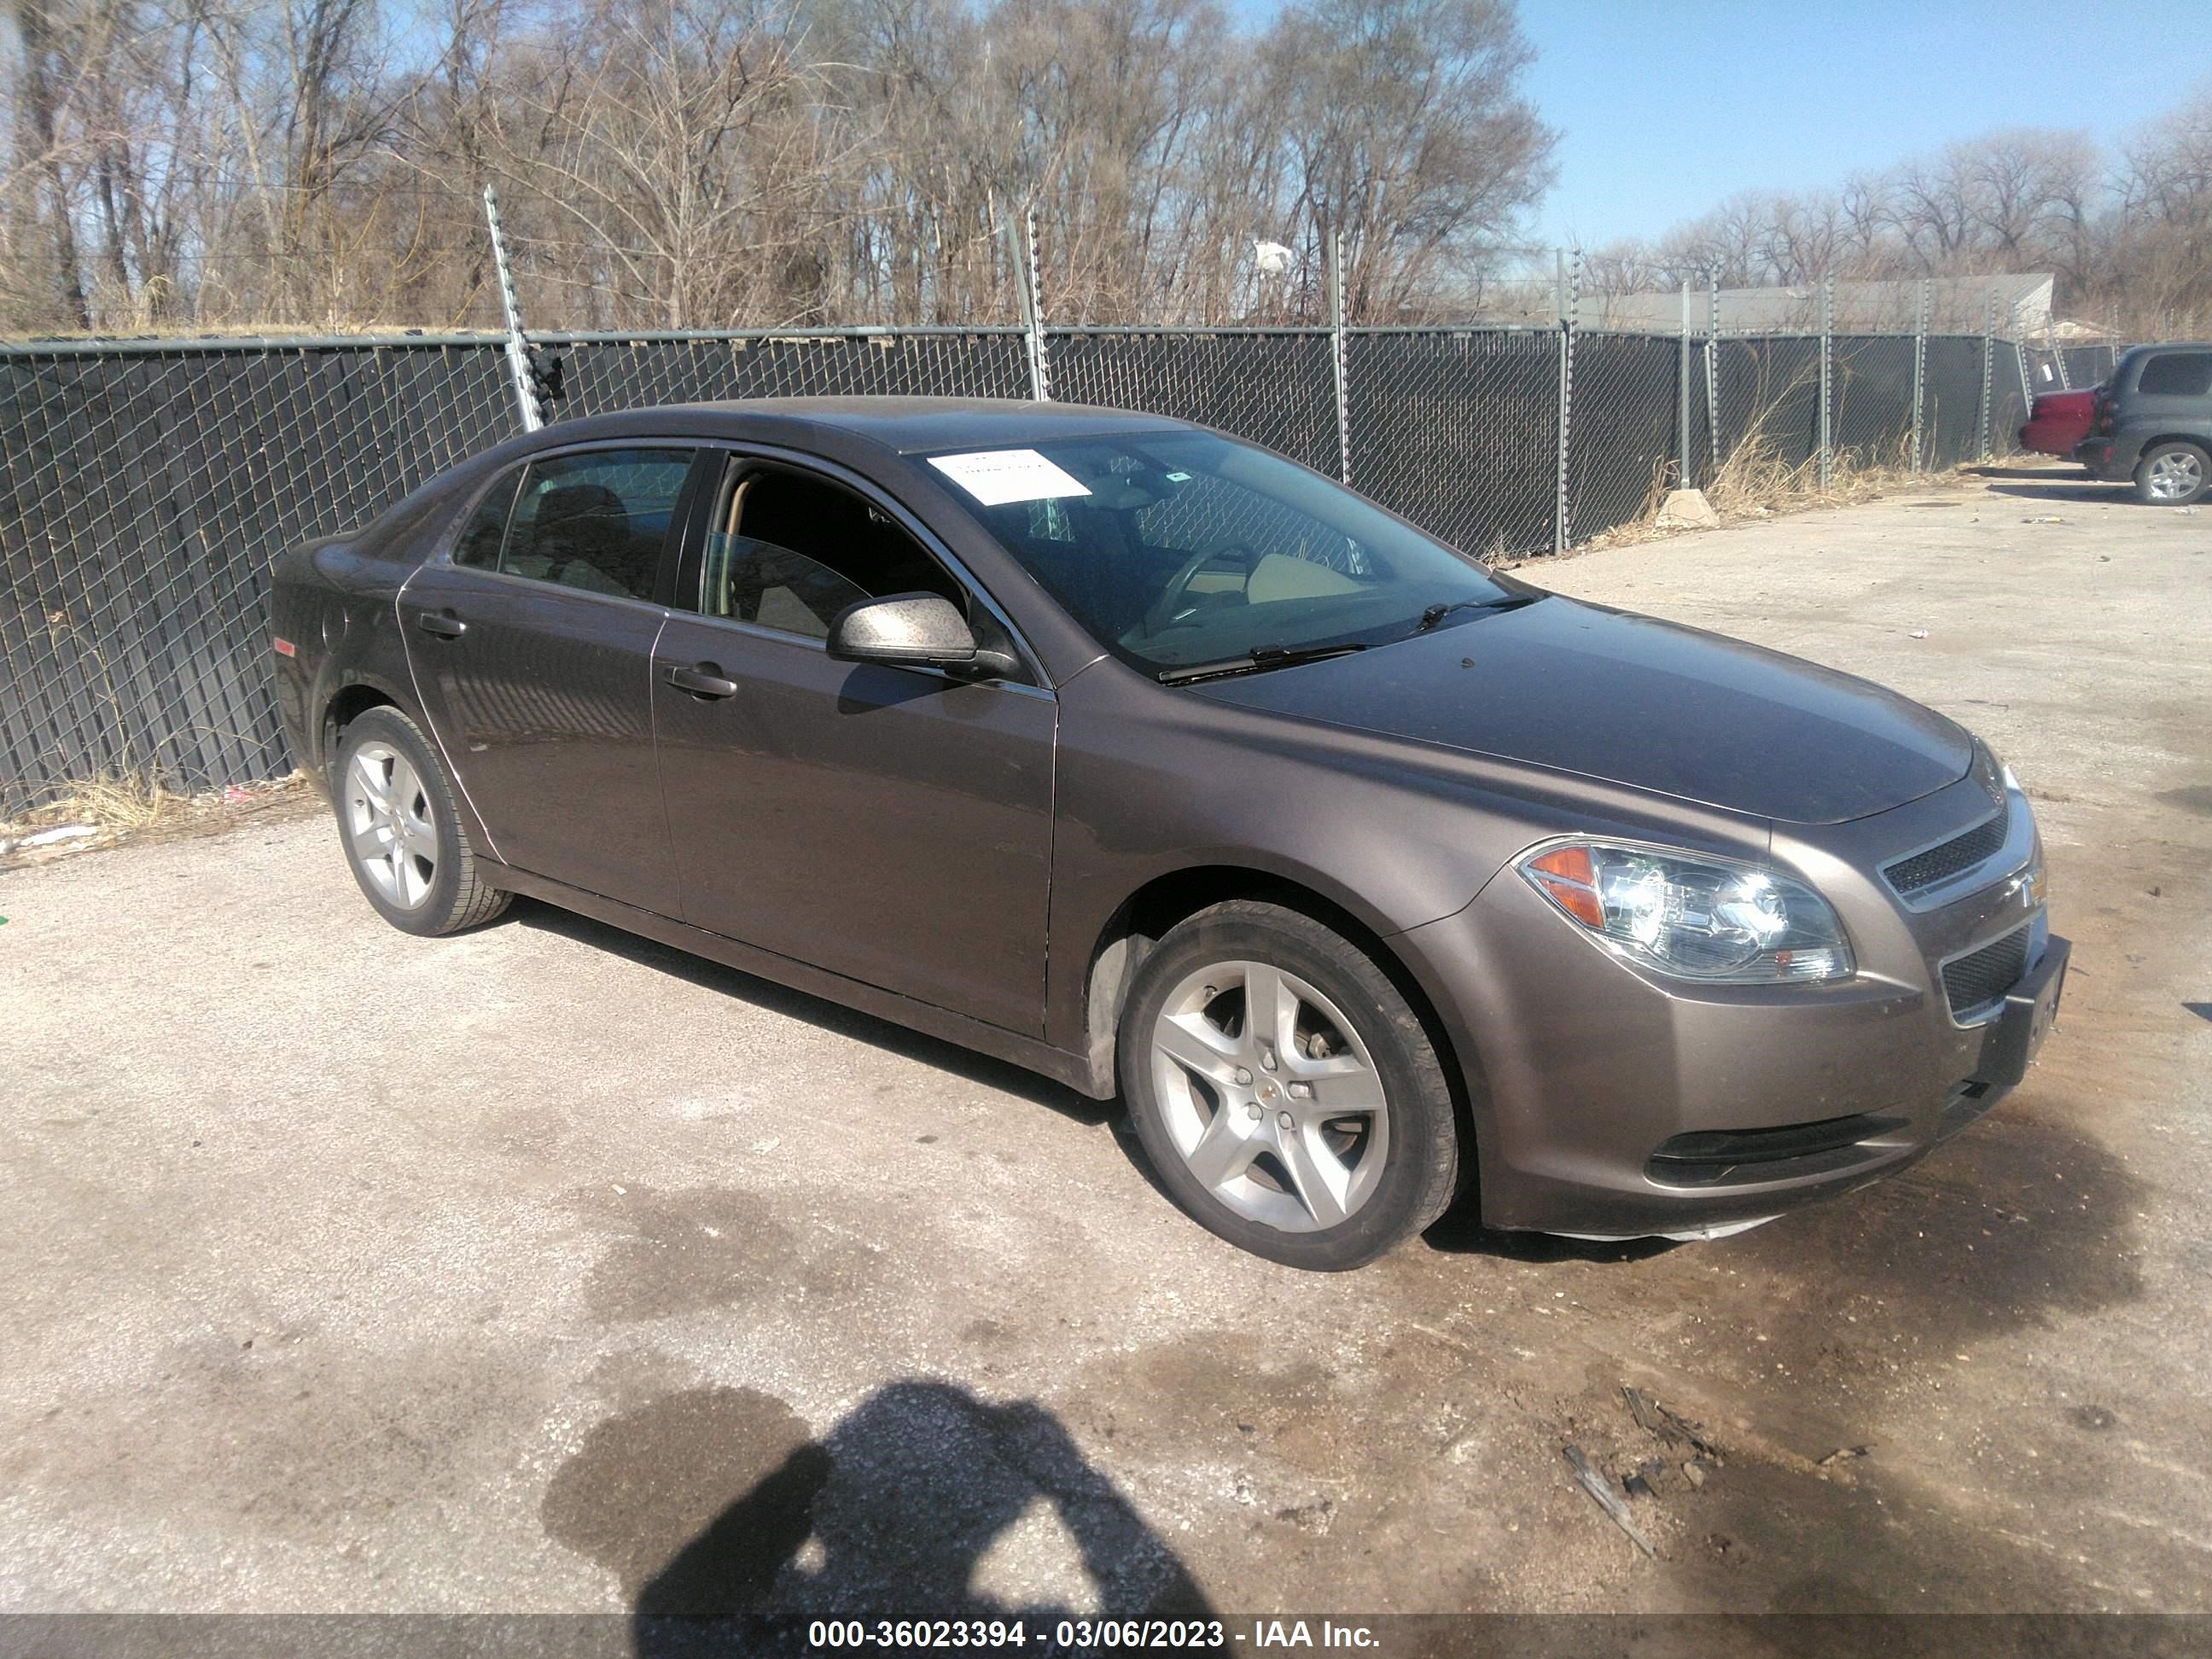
[345,742,437,909]
[2145,448,2204,502]
[1149,960,1390,1232]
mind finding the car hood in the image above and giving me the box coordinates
[1191,597,1973,824]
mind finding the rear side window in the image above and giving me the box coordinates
[2137,352,2212,398]
[453,469,522,568]
[454,448,694,601]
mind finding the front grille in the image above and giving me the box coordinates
[1885,803,2008,899]
[1942,927,2031,1021]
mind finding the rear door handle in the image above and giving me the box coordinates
[416,609,467,639]
[667,662,739,700]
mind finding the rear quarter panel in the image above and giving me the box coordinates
[269,469,488,791]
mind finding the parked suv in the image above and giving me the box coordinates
[2077,343,2212,504]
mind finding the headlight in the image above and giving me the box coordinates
[1516,840,1854,984]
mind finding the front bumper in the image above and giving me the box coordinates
[1397,772,2064,1237]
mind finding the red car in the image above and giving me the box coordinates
[2019,387,2096,457]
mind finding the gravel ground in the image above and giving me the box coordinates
[2,462,2208,1621]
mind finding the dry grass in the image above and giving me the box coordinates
[1563,396,1974,557]
[0,771,318,865]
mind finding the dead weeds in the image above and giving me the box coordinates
[0,771,319,869]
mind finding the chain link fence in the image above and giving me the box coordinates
[547,329,1033,417]
[1344,329,1558,560]
[3,312,2063,813]
[1046,329,1341,476]
[1563,332,1680,541]
[2,339,513,813]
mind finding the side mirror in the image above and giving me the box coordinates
[825,592,1020,678]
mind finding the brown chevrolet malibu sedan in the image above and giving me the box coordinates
[271,399,2067,1270]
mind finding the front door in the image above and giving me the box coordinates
[651,454,1056,1037]
[399,445,697,911]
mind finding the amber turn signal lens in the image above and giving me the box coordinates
[1525,844,1604,928]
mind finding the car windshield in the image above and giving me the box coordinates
[930,430,1527,677]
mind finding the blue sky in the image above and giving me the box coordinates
[1515,0,2165,248]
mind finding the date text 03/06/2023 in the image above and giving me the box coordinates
[801,1618,1382,1651]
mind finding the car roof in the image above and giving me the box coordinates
[597,396,1198,455]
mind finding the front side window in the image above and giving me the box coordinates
[456,448,693,601]
[2137,352,2212,398]
[931,431,1522,676]
[693,459,1022,672]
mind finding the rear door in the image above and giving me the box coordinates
[399,445,701,913]
[650,449,1056,1036]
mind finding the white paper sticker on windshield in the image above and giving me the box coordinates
[927,449,1093,506]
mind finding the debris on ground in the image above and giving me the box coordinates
[1622,1387,1720,1460]
[0,773,314,867]
[1563,1445,1655,1557]
[1684,1458,1711,1489]
[1623,1457,1676,1499]
[0,824,100,859]
[1817,1444,1874,1467]
[1908,629,1929,638]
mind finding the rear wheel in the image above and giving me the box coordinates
[1117,901,1459,1270]
[333,705,509,936]
[2133,440,2209,506]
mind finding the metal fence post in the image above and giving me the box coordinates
[1705,281,1720,481]
[1817,272,1833,494]
[2052,321,2071,390]
[1011,205,1051,401]
[1554,252,1579,554]
[1911,277,1929,474]
[1329,231,1351,486]
[1677,280,1691,491]
[1978,288,1996,463]
[482,186,543,433]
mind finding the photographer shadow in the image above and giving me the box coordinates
[538,1379,1213,1654]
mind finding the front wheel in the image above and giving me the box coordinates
[333,705,510,936]
[2134,440,2209,506]
[1117,901,1461,1270]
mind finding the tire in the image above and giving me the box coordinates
[1116,900,1460,1271]
[2133,440,2209,506]
[332,705,510,936]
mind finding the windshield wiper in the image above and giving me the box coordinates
[1156,641,1368,686]
[1411,594,1538,634]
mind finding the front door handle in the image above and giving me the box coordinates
[667,662,739,700]
[416,609,467,639]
